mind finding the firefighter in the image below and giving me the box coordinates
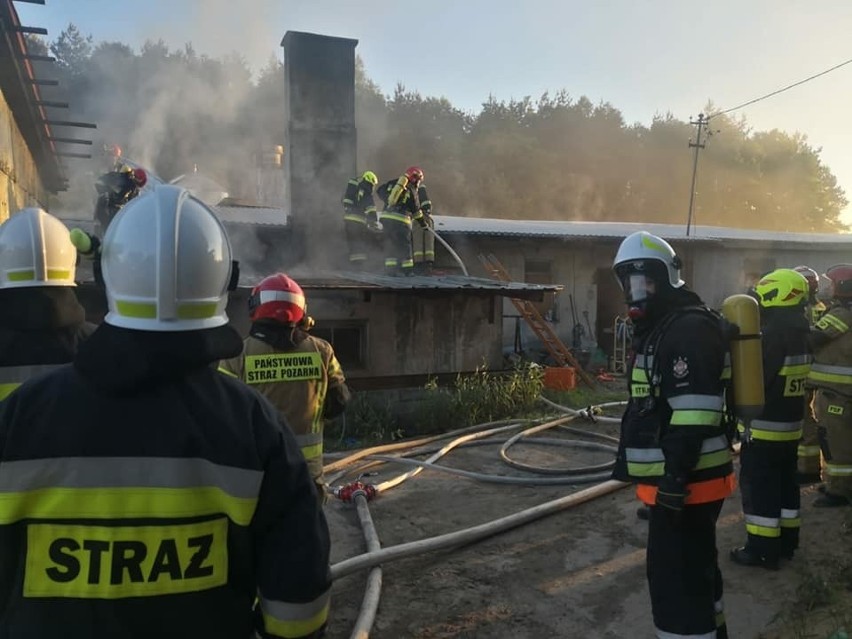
[807,263,852,507]
[220,273,351,504]
[612,231,734,639]
[342,170,380,268]
[0,208,96,399]
[412,180,434,275]
[730,269,811,570]
[93,163,147,235]
[794,265,827,485]
[0,185,331,638]
[378,166,426,276]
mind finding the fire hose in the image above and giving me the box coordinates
[425,225,469,276]
[328,398,629,637]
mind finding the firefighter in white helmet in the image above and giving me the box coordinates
[220,273,351,504]
[612,231,734,638]
[0,207,95,399]
[0,186,331,638]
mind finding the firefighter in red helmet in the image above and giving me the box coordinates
[807,264,852,506]
[376,166,428,276]
[220,273,351,503]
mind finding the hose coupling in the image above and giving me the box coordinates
[335,481,378,503]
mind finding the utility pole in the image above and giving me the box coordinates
[686,113,708,237]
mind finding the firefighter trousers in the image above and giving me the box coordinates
[647,499,727,638]
[798,388,822,478]
[739,439,800,558]
[815,390,852,498]
[412,216,435,266]
[381,216,413,274]
[344,217,370,266]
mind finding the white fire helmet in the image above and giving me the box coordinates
[613,231,685,291]
[101,184,234,331]
[0,207,77,288]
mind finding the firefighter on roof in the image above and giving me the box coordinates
[377,166,426,276]
[0,186,331,638]
[93,163,147,235]
[342,170,380,268]
[220,273,351,504]
[612,231,734,639]
[807,263,852,507]
[0,208,96,400]
[730,269,811,570]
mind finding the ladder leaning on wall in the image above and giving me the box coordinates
[478,253,596,388]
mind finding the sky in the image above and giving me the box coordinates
[17,0,852,224]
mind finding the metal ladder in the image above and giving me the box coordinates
[478,253,596,388]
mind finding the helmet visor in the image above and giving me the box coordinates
[621,273,657,304]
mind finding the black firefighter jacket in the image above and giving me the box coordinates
[0,287,96,400]
[612,293,735,505]
[0,322,331,639]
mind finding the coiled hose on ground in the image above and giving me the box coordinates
[327,395,629,638]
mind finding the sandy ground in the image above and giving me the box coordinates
[320,419,852,639]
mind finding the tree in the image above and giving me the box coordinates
[50,24,92,77]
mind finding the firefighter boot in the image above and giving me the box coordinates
[729,546,779,570]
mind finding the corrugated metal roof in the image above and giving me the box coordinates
[432,215,852,245]
[240,270,561,299]
[210,205,289,226]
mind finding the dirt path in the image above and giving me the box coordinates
[322,429,851,639]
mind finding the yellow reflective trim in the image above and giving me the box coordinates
[626,461,664,477]
[6,270,35,281]
[0,487,258,526]
[244,352,323,384]
[721,366,732,380]
[176,303,218,320]
[379,211,412,225]
[780,517,801,528]
[670,409,722,426]
[640,235,669,255]
[263,601,329,639]
[808,371,852,385]
[344,214,366,224]
[300,443,323,462]
[47,269,72,280]
[115,300,156,319]
[828,404,845,416]
[115,299,222,319]
[797,445,821,456]
[694,449,731,470]
[746,523,781,538]
[24,519,227,599]
[750,428,802,442]
[779,364,811,376]
[0,382,20,400]
[818,314,849,332]
[217,367,238,378]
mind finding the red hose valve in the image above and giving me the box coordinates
[335,481,377,503]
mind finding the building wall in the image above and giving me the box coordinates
[436,232,852,365]
[0,87,47,222]
[227,288,502,380]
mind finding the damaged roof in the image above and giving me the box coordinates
[240,270,560,301]
[432,215,852,246]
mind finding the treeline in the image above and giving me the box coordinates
[35,25,847,232]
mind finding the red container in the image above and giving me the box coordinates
[543,366,577,391]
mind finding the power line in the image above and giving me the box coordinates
[711,55,852,119]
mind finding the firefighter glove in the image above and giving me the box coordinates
[416,216,428,229]
[655,475,688,512]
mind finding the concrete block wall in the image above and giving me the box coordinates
[0,88,47,222]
